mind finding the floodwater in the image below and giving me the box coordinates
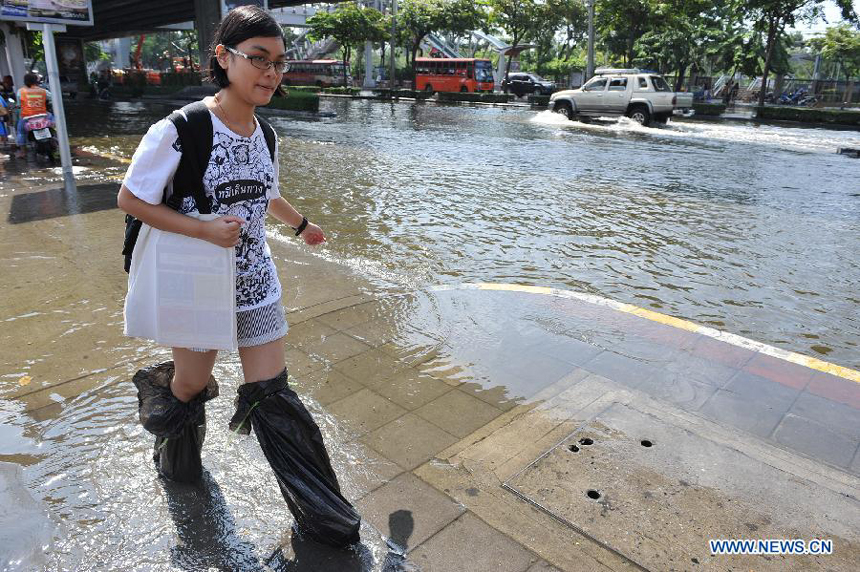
[70,98,860,369]
[0,360,399,570]
[2,97,858,570]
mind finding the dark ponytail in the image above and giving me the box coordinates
[208,5,285,88]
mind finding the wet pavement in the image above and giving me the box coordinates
[1,103,859,571]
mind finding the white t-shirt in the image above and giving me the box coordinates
[123,108,282,311]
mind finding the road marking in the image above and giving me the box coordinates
[432,283,860,384]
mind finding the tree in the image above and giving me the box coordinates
[396,0,483,81]
[308,1,388,86]
[440,0,486,45]
[526,1,564,75]
[487,0,542,83]
[596,0,652,66]
[634,0,728,90]
[809,23,860,101]
[397,0,447,74]
[84,42,111,65]
[398,2,472,68]
[24,30,44,66]
[744,0,856,107]
[552,0,588,61]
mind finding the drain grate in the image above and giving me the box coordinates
[502,403,859,571]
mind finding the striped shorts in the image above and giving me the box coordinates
[188,298,288,352]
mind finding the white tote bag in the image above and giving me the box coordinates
[124,213,238,351]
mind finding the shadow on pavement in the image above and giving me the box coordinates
[8,183,117,224]
[381,510,419,572]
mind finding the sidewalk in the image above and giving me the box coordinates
[1,154,858,571]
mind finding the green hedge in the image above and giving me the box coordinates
[528,94,551,107]
[282,86,361,95]
[756,106,860,126]
[266,91,320,112]
[321,86,362,95]
[693,102,726,116]
[437,92,512,104]
[160,72,203,87]
[371,89,432,100]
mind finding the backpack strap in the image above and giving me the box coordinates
[255,114,277,163]
[166,100,213,214]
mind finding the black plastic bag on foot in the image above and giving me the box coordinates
[229,370,361,548]
[132,361,218,482]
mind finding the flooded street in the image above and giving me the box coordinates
[1,97,859,571]
[70,98,860,369]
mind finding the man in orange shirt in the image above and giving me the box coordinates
[16,72,53,157]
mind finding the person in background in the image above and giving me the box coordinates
[0,96,9,149]
[1,76,15,102]
[16,72,53,158]
[723,80,733,105]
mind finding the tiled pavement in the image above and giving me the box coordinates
[3,163,859,571]
[290,290,860,481]
[275,286,860,570]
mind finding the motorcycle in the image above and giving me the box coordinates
[778,87,816,107]
[22,113,57,162]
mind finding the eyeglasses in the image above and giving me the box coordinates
[225,46,290,73]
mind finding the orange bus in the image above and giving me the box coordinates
[281,60,351,87]
[414,57,494,93]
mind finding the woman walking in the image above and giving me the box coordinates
[117,6,361,548]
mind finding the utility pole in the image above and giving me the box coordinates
[390,0,397,89]
[363,0,379,88]
[30,23,74,192]
[586,0,595,81]
[811,53,821,96]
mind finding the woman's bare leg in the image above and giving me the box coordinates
[238,337,286,384]
[171,347,218,402]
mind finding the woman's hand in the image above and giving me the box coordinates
[301,222,326,246]
[201,215,244,248]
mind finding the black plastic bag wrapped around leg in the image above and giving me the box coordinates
[132,361,219,483]
[229,370,361,548]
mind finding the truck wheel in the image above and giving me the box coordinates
[554,101,573,120]
[653,113,669,125]
[627,105,651,126]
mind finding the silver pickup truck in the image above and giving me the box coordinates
[549,69,694,126]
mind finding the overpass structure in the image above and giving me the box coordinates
[1,1,532,94]
[0,0,344,86]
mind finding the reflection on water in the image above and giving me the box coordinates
[66,98,860,367]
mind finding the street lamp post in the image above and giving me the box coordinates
[586,0,595,81]
[390,0,397,89]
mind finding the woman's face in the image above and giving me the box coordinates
[217,35,285,106]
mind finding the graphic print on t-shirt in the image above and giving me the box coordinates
[176,121,280,310]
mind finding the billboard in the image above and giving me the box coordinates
[0,0,93,26]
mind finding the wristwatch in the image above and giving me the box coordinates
[293,216,308,236]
